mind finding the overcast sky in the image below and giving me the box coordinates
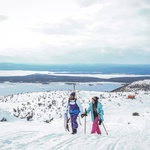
[0,0,150,64]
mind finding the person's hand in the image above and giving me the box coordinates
[81,113,87,118]
[99,118,102,125]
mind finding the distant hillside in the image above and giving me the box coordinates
[0,74,150,83]
[112,80,150,92]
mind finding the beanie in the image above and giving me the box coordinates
[70,92,76,97]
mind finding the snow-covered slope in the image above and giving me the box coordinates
[0,89,150,150]
[0,91,77,122]
[113,79,150,92]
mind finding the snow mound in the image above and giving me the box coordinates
[113,79,150,92]
[0,109,18,122]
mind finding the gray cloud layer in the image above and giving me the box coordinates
[0,0,150,64]
[31,0,150,53]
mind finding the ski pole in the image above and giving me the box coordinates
[73,83,76,92]
[98,114,108,135]
[73,83,82,125]
[84,108,86,134]
[102,122,108,135]
[78,115,82,125]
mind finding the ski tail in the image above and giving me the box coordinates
[64,113,70,132]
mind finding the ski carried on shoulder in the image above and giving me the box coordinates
[64,112,70,132]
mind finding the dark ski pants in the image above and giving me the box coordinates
[71,114,78,129]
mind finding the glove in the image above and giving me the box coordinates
[81,113,87,118]
[99,118,102,125]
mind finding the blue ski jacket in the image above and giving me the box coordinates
[87,102,104,122]
[65,99,83,118]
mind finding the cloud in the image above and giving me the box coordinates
[31,0,149,48]
[0,15,8,23]
[0,42,150,64]
[0,0,149,64]
[75,0,101,7]
[31,18,87,35]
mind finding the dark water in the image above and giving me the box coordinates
[0,63,150,75]
[0,63,149,96]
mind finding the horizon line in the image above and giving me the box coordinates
[0,62,150,66]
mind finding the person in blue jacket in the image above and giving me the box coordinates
[65,92,83,134]
[81,96,104,134]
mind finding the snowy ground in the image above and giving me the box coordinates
[0,90,150,150]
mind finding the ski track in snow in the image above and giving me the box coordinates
[0,89,150,150]
[0,120,150,150]
[0,117,150,150]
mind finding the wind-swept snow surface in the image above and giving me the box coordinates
[0,90,150,150]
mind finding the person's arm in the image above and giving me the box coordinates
[81,103,91,118]
[86,103,91,114]
[99,103,104,115]
[76,100,84,114]
[98,103,104,122]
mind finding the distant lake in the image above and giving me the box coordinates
[0,82,122,96]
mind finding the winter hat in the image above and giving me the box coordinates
[92,96,99,101]
[92,96,99,107]
[70,92,76,97]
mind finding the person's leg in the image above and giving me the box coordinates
[91,117,101,134]
[95,117,101,134]
[91,118,97,134]
[71,115,78,134]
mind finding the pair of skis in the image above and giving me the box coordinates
[64,109,86,133]
[64,113,70,132]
